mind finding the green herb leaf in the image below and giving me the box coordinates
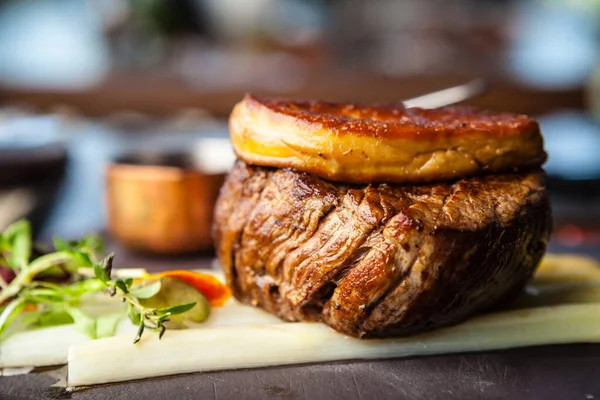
[157,314,170,323]
[115,279,129,294]
[129,280,162,299]
[52,237,70,252]
[0,234,8,252]
[101,253,114,270]
[52,238,94,268]
[125,278,134,288]
[36,310,74,327]
[127,303,142,325]
[133,320,145,344]
[96,313,123,338]
[28,252,77,277]
[65,307,97,339]
[65,279,106,295]
[56,235,103,255]
[34,265,70,280]
[81,235,104,262]
[12,235,31,270]
[18,310,42,329]
[26,288,65,303]
[0,297,27,338]
[156,302,196,316]
[3,220,32,270]
[93,253,114,283]
[71,252,93,269]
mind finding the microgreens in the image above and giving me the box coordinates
[0,220,196,344]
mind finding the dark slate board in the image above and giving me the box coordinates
[2,344,600,400]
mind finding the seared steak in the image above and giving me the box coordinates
[213,160,552,338]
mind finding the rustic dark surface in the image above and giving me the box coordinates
[3,343,600,400]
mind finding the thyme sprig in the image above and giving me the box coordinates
[92,253,196,343]
[0,220,196,343]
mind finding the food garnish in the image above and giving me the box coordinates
[0,220,229,344]
[135,276,211,329]
[136,270,232,307]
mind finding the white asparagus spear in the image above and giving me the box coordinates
[68,303,600,387]
[0,300,280,368]
[0,319,133,368]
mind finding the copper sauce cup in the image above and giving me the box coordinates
[106,152,226,254]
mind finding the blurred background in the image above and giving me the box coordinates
[0,0,599,264]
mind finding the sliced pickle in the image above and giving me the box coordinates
[138,276,210,328]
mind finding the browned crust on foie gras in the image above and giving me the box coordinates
[229,94,547,184]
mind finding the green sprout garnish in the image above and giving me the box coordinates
[0,220,195,343]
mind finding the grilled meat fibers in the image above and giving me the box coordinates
[213,161,552,338]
